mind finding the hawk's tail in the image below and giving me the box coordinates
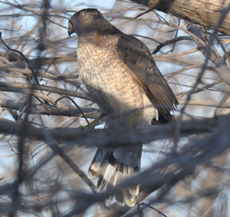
[88,146,142,207]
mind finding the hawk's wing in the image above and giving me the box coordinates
[116,34,178,122]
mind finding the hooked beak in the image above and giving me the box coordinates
[68,20,74,36]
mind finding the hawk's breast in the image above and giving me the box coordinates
[77,32,157,126]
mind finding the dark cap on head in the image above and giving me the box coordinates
[68,8,120,36]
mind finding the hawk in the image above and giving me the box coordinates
[68,8,178,207]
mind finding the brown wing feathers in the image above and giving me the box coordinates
[116,34,178,122]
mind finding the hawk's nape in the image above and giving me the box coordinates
[68,8,178,207]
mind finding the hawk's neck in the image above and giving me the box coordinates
[78,31,120,47]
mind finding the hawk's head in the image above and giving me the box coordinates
[68,8,120,37]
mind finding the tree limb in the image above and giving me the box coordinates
[0,114,228,146]
[131,0,230,36]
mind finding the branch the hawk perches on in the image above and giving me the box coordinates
[68,8,178,207]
